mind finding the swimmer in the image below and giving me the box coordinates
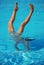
[8,3,34,50]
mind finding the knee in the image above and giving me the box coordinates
[21,22,26,27]
[8,21,12,25]
[8,22,13,32]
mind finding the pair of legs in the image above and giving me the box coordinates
[8,3,34,50]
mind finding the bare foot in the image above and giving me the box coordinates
[14,2,18,11]
[30,4,34,13]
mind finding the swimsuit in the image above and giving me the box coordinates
[10,31,25,42]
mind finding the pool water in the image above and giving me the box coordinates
[0,39,44,65]
[0,0,44,65]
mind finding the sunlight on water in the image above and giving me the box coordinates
[0,38,44,65]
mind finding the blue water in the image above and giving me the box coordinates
[0,0,44,65]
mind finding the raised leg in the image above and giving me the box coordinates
[8,3,18,33]
[17,4,34,35]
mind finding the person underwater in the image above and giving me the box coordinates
[8,2,34,50]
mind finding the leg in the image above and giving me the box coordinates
[8,3,18,32]
[17,4,34,35]
[15,41,20,50]
[25,41,29,50]
[15,41,29,51]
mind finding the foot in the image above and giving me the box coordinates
[30,4,34,13]
[14,2,18,11]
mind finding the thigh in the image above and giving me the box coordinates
[8,22,14,32]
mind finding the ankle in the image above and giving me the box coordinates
[29,10,32,15]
